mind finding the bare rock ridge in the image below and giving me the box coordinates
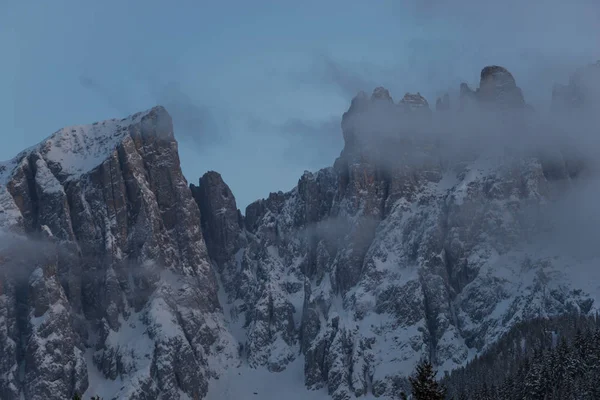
[0,63,598,400]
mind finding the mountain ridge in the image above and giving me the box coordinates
[195,60,600,399]
[0,61,599,399]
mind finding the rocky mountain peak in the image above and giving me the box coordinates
[478,65,525,107]
[479,65,515,85]
[340,86,433,166]
[459,65,526,110]
[399,92,430,112]
[0,106,237,399]
[346,90,370,115]
[371,86,393,103]
[190,171,244,269]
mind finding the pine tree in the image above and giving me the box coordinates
[523,350,545,399]
[587,329,600,399]
[408,360,447,400]
[497,375,511,400]
[573,329,588,378]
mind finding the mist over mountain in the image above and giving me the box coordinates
[0,60,600,400]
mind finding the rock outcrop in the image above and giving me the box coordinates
[459,65,527,111]
[478,65,526,107]
[400,92,430,112]
[191,171,244,269]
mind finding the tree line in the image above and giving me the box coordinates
[401,312,600,399]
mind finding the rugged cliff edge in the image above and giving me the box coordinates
[0,107,236,399]
[0,62,599,400]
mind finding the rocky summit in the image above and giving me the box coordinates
[459,65,527,110]
[0,63,599,399]
[0,107,237,399]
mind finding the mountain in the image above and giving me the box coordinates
[0,62,599,400]
[0,108,237,399]
[195,63,600,399]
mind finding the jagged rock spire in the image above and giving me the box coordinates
[372,86,393,103]
[190,171,244,269]
[478,65,525,107]
[459,65,526,110]
[399,92,430,112]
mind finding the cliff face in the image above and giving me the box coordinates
[197,64,600,399]
[0,62,599,400]
[0,107,236,400]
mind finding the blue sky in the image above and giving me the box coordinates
[1,0,598,209]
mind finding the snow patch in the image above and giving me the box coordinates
[0,108,157,187]
[34,158,64,194]
[206,359,331,400]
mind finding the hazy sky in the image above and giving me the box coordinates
[1,0,598,209]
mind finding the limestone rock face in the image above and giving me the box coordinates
[400,92,430,112]
[459,65,527,111]
[191,171,244,269]
[478,65,525,107]
[0,107,236,400]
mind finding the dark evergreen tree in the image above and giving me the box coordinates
[523,349,545,399]
[408,360,447,400]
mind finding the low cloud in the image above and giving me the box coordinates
[150,81,228,148]
[293,54,390,100]
[79,75,228,151]
[310,54,376,99]
[279,117,342,165]
[246,115,343,167]
[0,231,162,288]
[79,75,130,114]
[0,232,56,284]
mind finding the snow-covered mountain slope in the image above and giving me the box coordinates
[0,107,237,400]
[0,62,599,400]
[192,63,600,399]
